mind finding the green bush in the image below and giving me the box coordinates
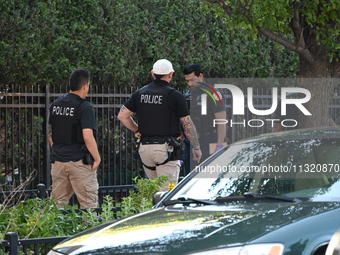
[0,0,298,89]
[0,197,101,240]
[0,175,169,240]
[117,175,169,218]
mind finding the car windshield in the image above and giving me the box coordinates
[172,137,340,202]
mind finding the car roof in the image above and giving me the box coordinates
[235,126,340,144]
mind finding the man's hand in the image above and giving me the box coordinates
[192,148,202,163]
[92,157,101,171]
[83,128,101,171]
[214,144,224,153]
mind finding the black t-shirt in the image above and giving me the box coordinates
[190,84,226,134]
[124,80,189,136]
[49,93,96,162]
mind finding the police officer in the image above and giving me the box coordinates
[118,59,202,191]
[183,64,227,166]
[48,69,101,209]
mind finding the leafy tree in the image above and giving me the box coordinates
[204,0,340,128]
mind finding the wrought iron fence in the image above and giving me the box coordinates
[0,84,142,190]
[1,232,68,255]
[1,82,340,255]
[0,183,136,208]
[1,83,340,189]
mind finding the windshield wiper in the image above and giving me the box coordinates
[244,192,302,202]
[216,192,301,203]
[163,197,216,206]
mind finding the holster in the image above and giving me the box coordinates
[139,137,185,171]
[83,151,94,165]
[167,137,185,161]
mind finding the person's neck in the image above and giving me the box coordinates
[160,77,171,83]
[69,90,85,99]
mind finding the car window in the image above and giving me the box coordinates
[172,138,340,201]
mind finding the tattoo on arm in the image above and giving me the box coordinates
[48,125,53,145]
[118,105,138,132]
[181,116,200,148]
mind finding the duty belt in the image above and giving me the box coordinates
[139,136,177,171]
[141,136,174,144]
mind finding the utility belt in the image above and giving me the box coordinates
[136,136,185,171]
[141,136,172,145]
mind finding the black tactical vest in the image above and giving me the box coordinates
[49,94,86,144]
[135,83,181,137]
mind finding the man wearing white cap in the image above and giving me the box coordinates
[118,59,202,191]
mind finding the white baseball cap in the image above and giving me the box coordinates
[152,59,174,75]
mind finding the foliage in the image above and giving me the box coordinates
[0,198,99,240]
[302,0,340,55]
[202,0,340,129]
[117,175,170,218]
[203,0,340,61]
[0,176,168,241]
[0,0,298,89]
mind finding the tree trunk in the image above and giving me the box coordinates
[298,58,338,128]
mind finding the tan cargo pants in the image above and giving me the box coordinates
[139,143,180,192]
[51,160,99,209]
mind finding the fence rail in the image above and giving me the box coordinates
[1,232,68,255]
[0,183,136,207]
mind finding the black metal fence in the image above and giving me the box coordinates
[1,82,340,255]
[2,232,68,255]
[0,84,142,190]
[1,83,340,189]
[0,183,136,207]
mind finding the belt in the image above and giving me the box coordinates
[141,136,173,144]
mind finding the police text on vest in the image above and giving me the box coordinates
[140,95,163,104]
[52,106,75,116]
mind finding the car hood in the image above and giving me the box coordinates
[53,201,340,254]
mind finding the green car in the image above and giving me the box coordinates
[48,127,340,255]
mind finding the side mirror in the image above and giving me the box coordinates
[152,191,168,205]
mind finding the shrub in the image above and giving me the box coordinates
[117,175,170,218]
[0,0,298,88]
[0,175,169,240]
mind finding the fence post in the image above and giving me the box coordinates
[44,84,51,187]
[37,183,46,199]
[5,232,18,255]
